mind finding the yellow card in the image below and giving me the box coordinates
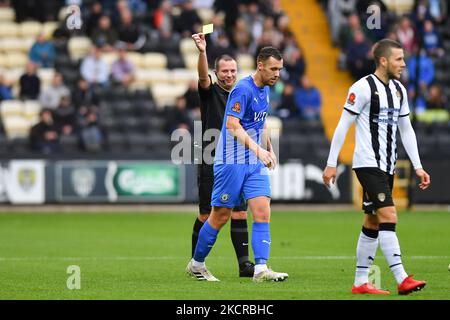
[202,24,214,34]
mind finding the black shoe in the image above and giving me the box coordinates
[239,261,255,278]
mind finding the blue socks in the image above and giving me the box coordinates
[193,221,219,262]
[252,222,271,265]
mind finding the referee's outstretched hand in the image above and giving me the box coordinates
[322,166,336,189]
[192,33,206,53]
[415,168,431,190]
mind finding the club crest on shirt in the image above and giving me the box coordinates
[378,193,386,202]
[396,90,401,98]
[232,102,241,113]
[347,93,356,105]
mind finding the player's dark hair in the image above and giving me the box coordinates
[257,46,282,64]
[372,39,403,67]
[214,54,235,70]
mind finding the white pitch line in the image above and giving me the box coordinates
[0,256,448,261]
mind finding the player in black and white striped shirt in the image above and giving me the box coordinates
[323,39,431,295]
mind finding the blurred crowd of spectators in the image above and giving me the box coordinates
[320,0,449,123]
[0,0,325,155]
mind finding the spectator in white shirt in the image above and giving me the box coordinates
[80,46,110,87]
[39,72,70,109]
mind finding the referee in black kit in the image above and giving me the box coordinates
[189,32,254,277]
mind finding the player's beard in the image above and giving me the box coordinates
[387,67,400,80]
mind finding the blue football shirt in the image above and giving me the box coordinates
[215,75,270,164]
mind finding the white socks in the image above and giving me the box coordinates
[192,259,205,269]
[354,228,379,286]
[378,223,408,284]
[254,264,268,274]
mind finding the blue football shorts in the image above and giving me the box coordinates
[211,161,271,208]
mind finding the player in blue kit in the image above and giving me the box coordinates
[186,47,288,282]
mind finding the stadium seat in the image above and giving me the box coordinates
[0,53,6,68]
[20,21,43,38]
[166,52,185,69]
[5,52,28,68]
[196,7,214,23]
[60,134,79,153]
[0,7,15,22]
[237,70,254,80]
[150,83,188,109]
[126,132,148,152]
[59,67,79,85]
[237,54,255,70]
[0,134,9,152]
[0,38,25,52]
[182,53,198,70]
[180,37,198,56]
[3,115,30,139]
[385,0,414,15]
[42,22,59,39]
[58,6,68,21]
[107,132,127,151]
[171,69,197,85]
[416,133,438,157]
[265,116,283,138]
[3,68,23,87]
[126,52,143,68]
[142,52,168,69]
[68,37,92,60]
[437,134,450,155]
[1,100,24,117]
[22,100,42,123]
[37,68,55,89]
[54,54,72,69]
[0,37,35,55]
[136,70,170,87]
[0,22,19,37]
[101,52,119,67]
[112,101,133,116]
[133,101,156,118]
[147,131,171,149]
[159,37,181,55]
[9,137,29,153]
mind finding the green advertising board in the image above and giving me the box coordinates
[106,161,185,202]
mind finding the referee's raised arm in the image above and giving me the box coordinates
[192,33,211,89]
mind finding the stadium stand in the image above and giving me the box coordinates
[0,0,447,164]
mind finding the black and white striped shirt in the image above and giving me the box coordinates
[343,74,410,174]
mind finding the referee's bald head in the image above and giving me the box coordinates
[372,39,403,68]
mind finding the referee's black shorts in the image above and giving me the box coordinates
[197,163,247,214]
[354,167,395,214]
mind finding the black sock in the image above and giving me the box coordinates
[191,218,204,258]
[230,219,250,267]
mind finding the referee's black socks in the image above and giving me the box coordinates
[191,218,204,258]
[230,219,250,267]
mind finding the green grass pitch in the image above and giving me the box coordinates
[0,210,449,300]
